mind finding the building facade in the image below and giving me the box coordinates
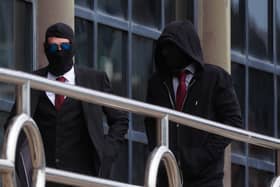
[0,0,279,186]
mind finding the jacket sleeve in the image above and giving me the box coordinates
[206,70,242,160]
[144,78,158,150]
[101,72,128,158]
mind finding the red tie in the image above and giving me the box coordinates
[176,71,187,111]
[55,76,66,111]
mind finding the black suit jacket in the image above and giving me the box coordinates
[145,64,242,187]
[6,66,128,186]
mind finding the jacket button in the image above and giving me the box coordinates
[177,124,179,127]
[56,158,60,163]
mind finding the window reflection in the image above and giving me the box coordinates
[248,68,274,161]
[0,0,32,103]
[132,141,149,185]
[231,62,245,155]
[98,0,127,19]
[132,35,153,131]
[14,0,33,72]
[165,0,194,24]
[232,164,245,187]
[248,0,272,61]
[132,0,161,28]
[276,1,280,65]
[97,24,127,97]
[0,1,12,69]
[278,77,280,138]
[165,0,175,24]
[249,168,274,187]
[75,0,92,8]
[231,0,245,53]
[75,18,94,68]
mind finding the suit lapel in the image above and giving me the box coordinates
[74,67,95,123]
[74,66,85,88]
[31,68,48,117]
[163,76,176,107]
[75,67,88,114]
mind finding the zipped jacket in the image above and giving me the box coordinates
[145,20,242,187]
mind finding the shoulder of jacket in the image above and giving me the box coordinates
[148,72,163,83]
[203,64,233,89]
[203,64,231,77]
[76,66,106,78]
[32,66,48,76]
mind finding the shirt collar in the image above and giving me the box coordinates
[184,63,196,74]
[47,66,75,85]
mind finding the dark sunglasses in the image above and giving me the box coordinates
[47,42,72,53]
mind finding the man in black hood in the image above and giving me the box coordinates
[5,22,128,187]
[145,20,242,187]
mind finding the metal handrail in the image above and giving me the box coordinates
[1,68,280,149]
[144,146,182,187]
[0,67,280,186]
[1,113,46,187]
[46,168,140,187]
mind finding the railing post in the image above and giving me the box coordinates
[157,115,169,147]
[2,114,46,187]
[277,150,280,176]
[16,81,30,115]
[144,146,182,187]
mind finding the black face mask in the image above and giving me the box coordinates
[160,42,191,74]
[46,50,74,76]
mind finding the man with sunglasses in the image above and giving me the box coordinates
[6,22,128,187]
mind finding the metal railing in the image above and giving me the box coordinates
[2,114,45,187]
[0,67,279,186]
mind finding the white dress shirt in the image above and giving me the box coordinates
[172,64,196,96]
[46,66,75,105]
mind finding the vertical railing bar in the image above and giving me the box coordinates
[157,115,169,147]
[277,150,280,176]
[16,85,23,115]
[272,0,280,180]
[16,81,31,115]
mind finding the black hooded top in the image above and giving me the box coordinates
[154,20,204,74]
[145,20,242,187]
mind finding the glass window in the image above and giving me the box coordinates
[132,141,149,185]
[248,68,274,161]
[231,63,245,123]
[165,0,175,24]
[231,0,245,53]
[132,35,154,131]
[97,24,127,97]
[232,164,245,187]
[165,0,194,24]
[278,77,280,138]
[0,0,32,103]
[14,0,33,72]
[97,0,127,19]
[75,18,94,68]
[231,62,246,155]
[248,0,272,61]
[249,168,274,187]
[0,1,12,69]
[276,0,280,65]
[132,0,161,29]
[75,0,93,8]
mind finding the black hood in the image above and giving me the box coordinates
[154,20,204,74]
